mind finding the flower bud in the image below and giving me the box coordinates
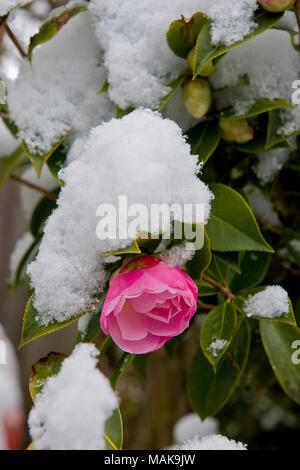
[258,0,295,12]
[187,47,215,77]
[182,79,212,119]
[219,117,254,144]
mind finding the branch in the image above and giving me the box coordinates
[255,216,282,236]
[197,300,217,310]
[9,173,58,200]
[202,273,235,299]
[3,24,26,58]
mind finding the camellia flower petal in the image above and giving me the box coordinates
[101,255,198,354]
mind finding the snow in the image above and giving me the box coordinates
[28,109,213,325]
[207,338,228,358]
[0,121,17,157]
[253,148,290,185]
[248,187,281,227]
[20,165,57,219]
[244,285,289,319]
[173,413,219,444]
[88,0,258,109]
[160,243,195,269]
[290,239,300,253]
[0,0,30,17]
[211,29,300,136]
[28,343,118,450]
[171,434,247,450]
[9,232,33,280]
[7,11,114,155]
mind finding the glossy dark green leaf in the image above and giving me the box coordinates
[13,234,41,287]
[206,183,274,252]
[188,320,251,419]
[110,353,135,390]
[30,195,58,237]
[214,251,241,274]
[46,145,67,184]
[196,279,218,296]
[229,251,271,293]
[186,229,211,280]
[200,302,237,368]
[260,320,300,405]
[186,120,220,165]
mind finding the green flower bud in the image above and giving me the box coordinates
[182,79,212,119]
[258,0,295,12]
[187,46,215,77]
[219,117,254,144]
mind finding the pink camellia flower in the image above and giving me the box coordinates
[101,255,198,354]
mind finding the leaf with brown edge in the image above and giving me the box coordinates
[167,12,208,58]
[29,352,66,402]
[28,4,87,61]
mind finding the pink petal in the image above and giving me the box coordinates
[116,300,148,340]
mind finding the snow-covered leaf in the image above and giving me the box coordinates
[193,9,283,78]
[200,302,237,369]
[28,3,87,61]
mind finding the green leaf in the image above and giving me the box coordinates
[206,183,274,252]
[206,255,230,284]
[194,9,283,78]
[30,195,57,237]
[98,79,109,94]
[188,319,251,419]
[186,229,211,280]
[229,251,271,293]
[266,109,300,150]
[76,295,106,344]
[235,287,296,325]
[23,132,68,177]
[200,302,237,369]
[19,294,86,349]
[47,145,67,184]
[29,352,66,402]
[196,279,218,297]
[260,320,300,405]
[214,251,241,274]
[110,353,135,390]
[220,98,294,120]
[157,74,187,111]
[0,146,26,189]
[12,234,41,287]
[104,409,123,450]
[115,106,133,119]
[166,12,208,58]
[186,120,220,165]
[28,4,87,61]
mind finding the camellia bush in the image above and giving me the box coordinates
[1,0,300,450]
